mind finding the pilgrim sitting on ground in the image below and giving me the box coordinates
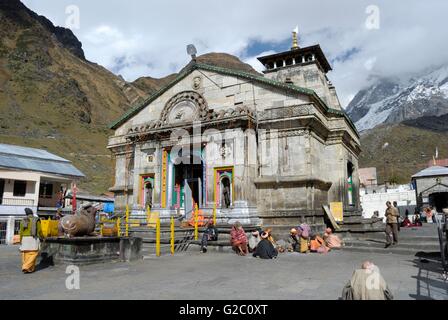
[341,261,393,300]
[253,231,278,259]
[323,228,342,249]
[230,221,248,256]
[200,220,218,253]
[248,230,261,253]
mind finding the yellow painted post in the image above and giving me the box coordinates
[213,202,217,226]
[116,217,121,237]
[194,203,199,241]
[156,218,161,257]
[146,205,151,227]
[125,205,129,237]
[100,216,104,237]
[170,216,175,255]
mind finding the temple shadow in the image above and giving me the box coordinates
[408,251,447,300]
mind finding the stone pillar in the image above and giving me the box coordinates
[6,216,16,245]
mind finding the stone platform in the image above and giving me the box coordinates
[40,236,142,265]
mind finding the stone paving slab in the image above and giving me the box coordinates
[0,245,446,300]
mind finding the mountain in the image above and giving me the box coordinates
[0,0,147,193]
[359,123,448,184]
[132,52,260,94]
[346,65,448,132]
[0,0,258,194]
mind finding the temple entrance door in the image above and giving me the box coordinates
[220,176,231,208]
[184,178,202,219]
[184,182,193,218]
[173,160,204,218]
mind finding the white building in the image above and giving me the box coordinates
[360,184,417,220]
[0,144,84,244]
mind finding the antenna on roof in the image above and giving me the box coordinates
[187,44,197,61]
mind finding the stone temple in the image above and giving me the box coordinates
[107,33,365,236]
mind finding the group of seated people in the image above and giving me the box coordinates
[400,210,423,227]
[200,220,343,259]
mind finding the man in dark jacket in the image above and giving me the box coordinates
[201,220,218,253]
[253,232,278,259]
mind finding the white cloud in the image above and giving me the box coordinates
[22,0,448,107]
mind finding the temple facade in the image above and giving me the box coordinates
[107,36,361,232]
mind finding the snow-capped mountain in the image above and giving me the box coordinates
[346,65,448,131]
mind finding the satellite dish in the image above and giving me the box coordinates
[187,44,197,60]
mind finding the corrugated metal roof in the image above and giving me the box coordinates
[0,143,85,178]
[412,166,448,178]
[0,143,68,162]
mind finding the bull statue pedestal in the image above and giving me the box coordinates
[40,205,142,265]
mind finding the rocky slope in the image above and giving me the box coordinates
[0,0,147,193]
[359,123,448,184]
[0,1,259,194]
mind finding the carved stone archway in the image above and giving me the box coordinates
[160,91,208,126]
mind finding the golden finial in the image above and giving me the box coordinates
[292,25,299,50]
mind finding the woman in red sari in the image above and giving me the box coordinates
[230,221,248,256]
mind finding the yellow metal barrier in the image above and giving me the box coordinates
[146,205,151,225]
[41,219,58,238]
[125,205,129,237]
[147,212,159,228]
[194,203,199,241]
[116,217,121,237]
[100,216,104,236]
[156,218,161,257]
[170,216,175,255]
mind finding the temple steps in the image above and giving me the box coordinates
[341,224,441,256]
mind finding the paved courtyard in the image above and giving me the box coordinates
[0,245,446,300]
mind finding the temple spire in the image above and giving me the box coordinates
[292,26,299,50]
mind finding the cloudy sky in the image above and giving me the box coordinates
[22,0,448,107]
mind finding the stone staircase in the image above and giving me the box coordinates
[188,224,260,253]
[341,224,441,255]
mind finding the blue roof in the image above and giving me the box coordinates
[0,143,85,178]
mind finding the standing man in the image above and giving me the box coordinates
[384,201,399,248]
[19,208,43,273]
[393,201,401,232]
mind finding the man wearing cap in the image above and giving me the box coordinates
[19,208,43,273]
[253,231,278,259]
[288,228,300,252]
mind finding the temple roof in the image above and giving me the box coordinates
[109,62,357,136]
[257,44,332,73]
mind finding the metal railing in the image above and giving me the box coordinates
[97,205,213,256]
[0,198,35,206]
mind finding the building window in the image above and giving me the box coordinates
[39,182,53,198]
[13,181,27,197]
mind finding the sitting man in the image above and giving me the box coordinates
[287,228,300,252]
[341,261,393,300]
[248,230,261,253]
[200,220,218,253]
[253,232,278,259]
[323,228,342,249]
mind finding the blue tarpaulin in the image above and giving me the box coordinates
[103,202,114,213]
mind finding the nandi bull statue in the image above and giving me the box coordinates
[59,203,99,237]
